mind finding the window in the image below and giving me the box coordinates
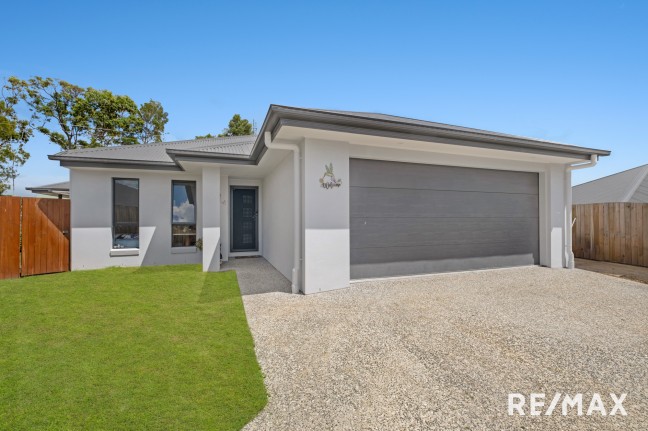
[113,178,139,249]
[172,181,197,247]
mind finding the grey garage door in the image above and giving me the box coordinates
[350,159,539,279]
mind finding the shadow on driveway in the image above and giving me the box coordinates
[576,258,648,285]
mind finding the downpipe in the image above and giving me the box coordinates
[264,132,301,294]
[565,154,598,269]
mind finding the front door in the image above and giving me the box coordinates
[231,187,258,252]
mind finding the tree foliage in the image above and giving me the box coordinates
[0,76,170,193]
[74,87,143,147]
[5,76,167,150]
[195,133,216,139]
[139,100,168,144]
[220,114,253,137]
[196,114,253,139]
[6,77,85,150]
[0,88,32,194]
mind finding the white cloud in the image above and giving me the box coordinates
[173,201,195,223]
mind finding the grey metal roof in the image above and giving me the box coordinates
[258,105,611,160]
[311,109,570,145]
[49,104,611,171]
[49,135,255,168]
[26,181,70,198]
[573,164,648,204]
[184,141,254,155]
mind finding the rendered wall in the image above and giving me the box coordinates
[202,167,221,272]
[69,168,202,270]
[261,152,294,281]
[302,139,350,294]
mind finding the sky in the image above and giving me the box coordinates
[3,0,647,195]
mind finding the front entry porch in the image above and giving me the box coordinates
[221,257,291,296]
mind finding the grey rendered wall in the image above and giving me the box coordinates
[350,159,539,279]
[262,152,294,280]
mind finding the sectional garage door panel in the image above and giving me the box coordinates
[350,217,539,249]
[350,159,539,279]
[352,188,539,218]
[350,158,539,194]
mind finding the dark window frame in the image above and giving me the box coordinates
[112,178,140,249]
[171,180,197,248]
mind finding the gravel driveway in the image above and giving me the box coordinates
[241,265,648,430]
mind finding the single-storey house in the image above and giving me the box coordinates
[48,105,610,294]
[573,163,648,204]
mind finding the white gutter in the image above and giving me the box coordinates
[565,154,598,269]
[264,132,301,294]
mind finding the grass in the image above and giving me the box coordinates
[0,265,267,430]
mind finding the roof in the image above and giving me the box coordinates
[49,135,256,170]
[49,105,611,170]
[26,181,70,198]
[308,108,571,144]
[573,164,648,204]
[258,105,611,160]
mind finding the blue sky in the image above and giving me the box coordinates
[4,0,647,194]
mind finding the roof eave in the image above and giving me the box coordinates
[49,154,183,171]
[254,105,611,160]
[165,149,257,165]
[25,187,69,191]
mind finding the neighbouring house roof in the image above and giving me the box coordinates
[25,181,70,198]
[49,105,611,170]
[573,164,648,204]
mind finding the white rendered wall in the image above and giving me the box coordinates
[202,167,221,272]
[220,175,229,262]
[302,138,350,294]
[262,152,294,280]
[544,164,568,268]
[69,168,202,270]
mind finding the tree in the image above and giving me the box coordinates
[196,114,253,139]
[0,90,31,194]
[74,88,143,147]
[195,133,216,139]
[7,77,85,150]
[6,76,149,150]
[219,114,253,137]
[139,100,168,144]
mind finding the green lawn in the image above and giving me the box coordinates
[0,265,267,430]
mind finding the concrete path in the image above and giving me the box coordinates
[221,257,291,295]
[236,263,648,430]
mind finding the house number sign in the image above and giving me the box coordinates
[319,163,342,189]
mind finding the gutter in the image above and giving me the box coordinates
[565,154,598,269]
[166,149,256,166]
[264,131,301,294]
[48,154,181,171]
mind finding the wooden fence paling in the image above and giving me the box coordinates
[573,203,648,268]
[0,197,21,279]
[21,198,70,277]
[0,196,70,279]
